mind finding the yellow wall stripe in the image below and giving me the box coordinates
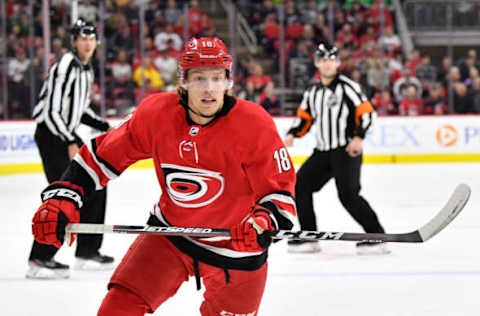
[1,154,480,175]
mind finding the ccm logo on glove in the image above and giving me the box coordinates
[42,188,84,208]
[32,181,84,248]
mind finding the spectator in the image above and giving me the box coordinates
[199,12,216,37]
[399,85,423,115]
[372,89,397,115]
[437,56,452,86]
[154,24,183,52]
[405,49,422,74]
[301,0,320,25]
[284,0,302,25]
[246,63,272,94]
[153,44,178,88]
[336,23,359,51]
[346,1,368,29]
[415,53,437,94]
[258,82,281,115]
[453,82,473,113]
[78,0,97,22]
[387,49,404,76]
[458,49,479,81]
[320,0,342,26]
[55,26,69,49]
[423,82,448,115]
[110,26,135,55]
[185,0,205,37]
[392,63,422,102]
[358,25,377,44]
[52,38,66,61]
[377,25,401,54]
[133,37,155,67]
[368,0,393,27]
[257,0,277,24]
[449,66,463,84]
[299,24,317,54]
[238,81,258,103]
[165,37,182,59]
[164,0,182,26]
[367,56,390,96]
[133,53,165,90]
[111,49,134,88]
[7,46,30,117]
[312,13,330,45]
[471,77,480,113]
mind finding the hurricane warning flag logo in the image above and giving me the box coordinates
[436,124,458,147]
[161,163,224,208]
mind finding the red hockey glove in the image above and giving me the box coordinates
[32,181,83,248]
[231,211,274,252]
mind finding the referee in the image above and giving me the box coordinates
[285,43,389,255]
[27,19,114,279]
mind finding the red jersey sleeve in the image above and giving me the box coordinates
[73,94,158,190]
[241,110,297,231]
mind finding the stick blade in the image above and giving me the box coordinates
[417,183,471,242]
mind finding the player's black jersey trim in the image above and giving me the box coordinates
[147,215,267,271]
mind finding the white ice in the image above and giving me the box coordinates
[1,163,479,316]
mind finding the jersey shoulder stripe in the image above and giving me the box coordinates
[339,74,363,94]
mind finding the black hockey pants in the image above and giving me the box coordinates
[29,123,107,260]
[295,147,385,233]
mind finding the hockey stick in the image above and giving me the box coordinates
[66,183,470,243]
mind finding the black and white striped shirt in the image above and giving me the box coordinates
[32,52,109,143]
[288,74,376,151]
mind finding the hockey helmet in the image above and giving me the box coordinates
[314,42,339,61]
[71,18,97,40]
[178,37,233,89]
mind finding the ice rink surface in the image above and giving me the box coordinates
[1,163,479,316]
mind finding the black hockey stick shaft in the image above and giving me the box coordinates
[66,184,470,243]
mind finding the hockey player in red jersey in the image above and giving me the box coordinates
[31,37,297,315]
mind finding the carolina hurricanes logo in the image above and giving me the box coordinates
[161,163,224,208]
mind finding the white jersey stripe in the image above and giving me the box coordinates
[289,74,375,151]
[85,140,119,181]
[73,154,103,190]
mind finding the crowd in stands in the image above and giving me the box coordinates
[238,0,480,115]
[1,0,479,119]
[2,0,215,118]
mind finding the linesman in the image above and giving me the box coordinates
[27,18,114,279]
[285,43,389,255]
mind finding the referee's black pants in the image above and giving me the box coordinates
[29,123,107,261]
[295,147,385,233]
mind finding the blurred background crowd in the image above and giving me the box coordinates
[1,0,480,119]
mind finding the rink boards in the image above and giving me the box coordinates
[1,115,479,175]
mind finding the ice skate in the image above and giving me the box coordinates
[74,253,114,271]
[356,241,391,255]
[26,259,70,279]
[287,240,321,253]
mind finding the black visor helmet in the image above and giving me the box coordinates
[71,18,97,40]
[314,43,339,62]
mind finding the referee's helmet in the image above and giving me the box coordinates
[71,18,97,41]
[314,43,339,61]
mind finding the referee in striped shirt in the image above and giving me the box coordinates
[27,19,114,279]
[285,43,389,255]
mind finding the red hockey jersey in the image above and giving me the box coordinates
[71,92,297,270]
